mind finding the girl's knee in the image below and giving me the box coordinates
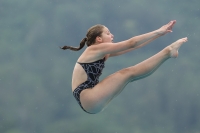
[118,67,136,80]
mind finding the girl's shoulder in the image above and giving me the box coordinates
[77,48,106,63]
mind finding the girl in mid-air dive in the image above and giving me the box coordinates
[61,20,188,114]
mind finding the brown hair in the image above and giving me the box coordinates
[60,24,105,51]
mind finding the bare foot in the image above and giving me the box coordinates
[168,37,188,58]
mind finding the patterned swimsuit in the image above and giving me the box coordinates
[73,58,105,113]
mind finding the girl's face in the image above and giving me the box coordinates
[100,27,114,43]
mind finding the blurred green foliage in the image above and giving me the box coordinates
[0,0,200,133]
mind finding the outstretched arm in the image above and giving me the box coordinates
[94,20,176,57]
[108,34,160,57]
[130,20,176,48]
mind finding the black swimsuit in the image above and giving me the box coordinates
[73,58,105,113]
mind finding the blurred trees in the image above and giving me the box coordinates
[0,0,200,133]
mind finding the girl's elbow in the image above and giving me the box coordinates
[128,39,137,48]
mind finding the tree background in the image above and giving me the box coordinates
[0,0,200,133]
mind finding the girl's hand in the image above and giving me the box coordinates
[156,20,176,36]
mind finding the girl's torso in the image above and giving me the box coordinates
[72,49,108,92]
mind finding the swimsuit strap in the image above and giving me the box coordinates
[77,57,105,64]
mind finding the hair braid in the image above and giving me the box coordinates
[60,38,87,51]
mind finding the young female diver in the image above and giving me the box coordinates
[61,20,188,114]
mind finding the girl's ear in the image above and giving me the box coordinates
[96,36,103,43]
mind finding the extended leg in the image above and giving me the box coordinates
[80,38,188,113]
